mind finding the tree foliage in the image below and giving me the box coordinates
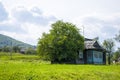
[12,46,21,53]
[37,20,84,63]
[112,48,120,61]
[103,39,115,64]
[115,31,120,43]
[103,39,115,53]
[25,48,36,55]
[2,46,11,52]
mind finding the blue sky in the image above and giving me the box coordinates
[0,0,120,48]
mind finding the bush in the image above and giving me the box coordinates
[25,48,36,55]
[2,46,11,52]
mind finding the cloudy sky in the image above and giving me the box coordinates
[0,0,120,46]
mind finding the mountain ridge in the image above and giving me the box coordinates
[0,34,34,49]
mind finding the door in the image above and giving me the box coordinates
[87,50,93,64]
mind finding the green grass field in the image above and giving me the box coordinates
[0,52,120,80]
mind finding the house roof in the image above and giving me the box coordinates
[84,38,104,50]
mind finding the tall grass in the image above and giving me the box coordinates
[0,52,120,80]
[0,52,40,60]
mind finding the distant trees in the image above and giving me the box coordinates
[115,31,120,43]
[2,46,11,52]
[25,48,36,55]
[112,31,120,62]
[12,46,21,53]
[37,20,84,63]
[0,46,36,55]
[0,46,20,53]
[103,39,115,65]
[112,48,120,61]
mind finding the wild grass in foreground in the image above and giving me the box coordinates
[0,52,120,80]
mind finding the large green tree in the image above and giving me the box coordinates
[103,39,115,65]
[37,20,84,63]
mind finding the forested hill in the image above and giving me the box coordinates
[0,34,33,49]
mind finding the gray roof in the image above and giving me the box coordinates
[84,38,104,50]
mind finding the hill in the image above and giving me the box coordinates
[0,34,34,49]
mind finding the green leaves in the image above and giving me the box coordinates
[37,20,84,63]
[115,31,120,43]
[103,39,115,65]
[103,39,115,53]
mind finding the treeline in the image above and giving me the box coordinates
[0,46,36,55]
[103,31,120,64]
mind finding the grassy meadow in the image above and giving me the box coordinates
[0,52,120,80]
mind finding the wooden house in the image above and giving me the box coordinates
[76,38,106,64]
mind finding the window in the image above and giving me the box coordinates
[79,51,83,58]
[94,53,98,58]
[99,53,102,58]
[93,51,103,63]
[93,51,103,58]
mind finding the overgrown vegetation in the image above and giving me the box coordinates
[103,39,115,64]
[37,20,84,63]
[112,48,120,61]
[0,52,120,80]
[0,52,39,60]
[102,30,120,64]
[0,46,36,54]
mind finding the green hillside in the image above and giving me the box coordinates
[0,34,33,49]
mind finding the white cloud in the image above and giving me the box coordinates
[12,7,57,26]
[0,2,57,45]
[0,2,8,22]
[73,14,120,43]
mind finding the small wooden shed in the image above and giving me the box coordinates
[76,38,106,64]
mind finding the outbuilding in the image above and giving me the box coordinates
[76,38,106,64]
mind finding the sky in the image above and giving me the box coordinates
[0,0,120,48]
